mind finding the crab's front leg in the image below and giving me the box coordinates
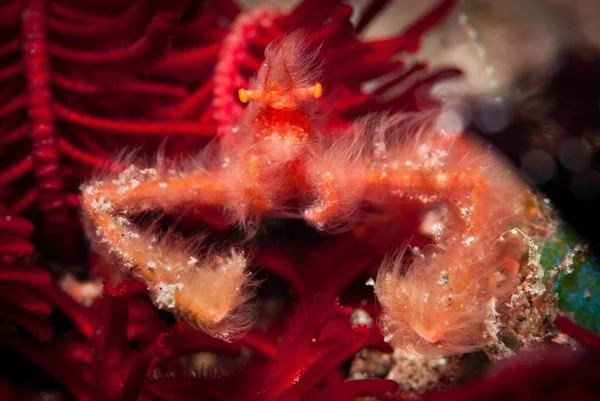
[86,167,226,212]
[302,140,366,231]
[80,166,256,340]
[303,170,341,230]
[222,150,277,226]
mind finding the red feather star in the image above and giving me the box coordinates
[0,1,598,401]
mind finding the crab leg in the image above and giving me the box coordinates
[80,166,256,341]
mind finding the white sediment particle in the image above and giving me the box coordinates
[435,173,448,184]
[427,150,449,168]
[379,163,388,178]
[188,256,198,266]
[373,141,387,160]
[418,144,430,156]
[463,236,476,246]
[116,216,131,226]
[431,222,444,239]
[139,168,157,176]
[121,252,135,267]
[461,206,475,217]
[154,283,183,309]
[219,251,246,271]
[351,308,373,328]
[90,198,101,210]
[92,196,113,212]
[365,277,375,287]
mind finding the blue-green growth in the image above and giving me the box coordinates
[540,224,600,334]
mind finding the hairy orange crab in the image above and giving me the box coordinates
[81,33,541,356]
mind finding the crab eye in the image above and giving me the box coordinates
[238,89,249,103]
[313,83,322,99]
[238,89,263,104]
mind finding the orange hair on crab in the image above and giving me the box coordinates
[238,30,323,111]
